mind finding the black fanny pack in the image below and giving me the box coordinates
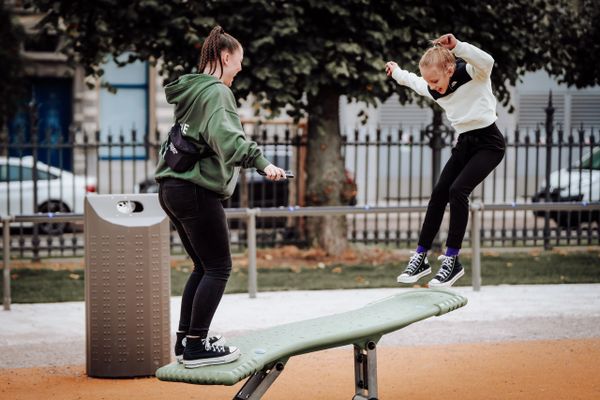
[163,123,213,172]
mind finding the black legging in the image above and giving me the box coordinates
[418,123,506,249]
[158,178,231,337]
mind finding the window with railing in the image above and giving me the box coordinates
[99,55,149,160]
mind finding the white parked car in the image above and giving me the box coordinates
[0,156,97,234]
[532,148,599,227]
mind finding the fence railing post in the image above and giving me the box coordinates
[2,216,13,310]
[247,208,258,299]
[29,97,41,261]
[544,91,555,250]
[470,202,483,291]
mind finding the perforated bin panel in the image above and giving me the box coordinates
[84,194,171,378]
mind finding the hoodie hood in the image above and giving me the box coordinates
[165,74,223,122]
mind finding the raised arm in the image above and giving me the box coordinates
[434,33,494,79]
[386,61,433,99]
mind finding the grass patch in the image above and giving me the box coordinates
[2,250,600,303]
[2,269,86,303]
[468,251,600,285]
[220,250,600,293]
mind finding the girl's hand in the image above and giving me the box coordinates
[385,61,399,76]
[433,33,457,50]
[263,164,287,181]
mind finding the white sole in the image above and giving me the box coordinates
[428,268,465,288]
[183,348,241,368]
[397,267,432,283]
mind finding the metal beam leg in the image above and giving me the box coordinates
[470,202,482,291]
[234,361,286,400]
[247,210,258,298]
[3,217,12,311]
[352,341,378,400]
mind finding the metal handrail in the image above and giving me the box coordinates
[4,201,598,222]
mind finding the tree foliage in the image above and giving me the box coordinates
[554,0,600,88]
[28,0,587,111]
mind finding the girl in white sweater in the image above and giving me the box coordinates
[386,33,505,287]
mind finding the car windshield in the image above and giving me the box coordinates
[579,149,600,171]
[0,164,57,181]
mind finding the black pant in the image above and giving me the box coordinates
[418,123,506,249]
[158,178,231,337]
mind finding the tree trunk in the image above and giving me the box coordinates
[305,87,347,255]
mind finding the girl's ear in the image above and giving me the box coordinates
[221,51,230,66]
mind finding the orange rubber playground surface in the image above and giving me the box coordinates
[2,339,599,400]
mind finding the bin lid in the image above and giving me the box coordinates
[85,194,167,227]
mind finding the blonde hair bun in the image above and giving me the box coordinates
[419,46,456,70]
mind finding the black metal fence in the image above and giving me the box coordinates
[343,119,599,248]
[1,94,599,258]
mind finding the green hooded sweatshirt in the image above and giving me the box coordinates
[155,74,270,199]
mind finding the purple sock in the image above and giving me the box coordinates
[416,245,428,254]
[445,247,460,257]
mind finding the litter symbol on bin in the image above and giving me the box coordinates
[116,200,144,214]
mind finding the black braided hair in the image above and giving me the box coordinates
[198,26,241,78]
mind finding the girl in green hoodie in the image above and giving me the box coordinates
[156,26,287,368]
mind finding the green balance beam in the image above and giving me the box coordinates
[156,289,467,400]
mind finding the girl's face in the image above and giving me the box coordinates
[220,46,243,87]
[420,63,455,95]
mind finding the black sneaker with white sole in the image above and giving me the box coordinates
[428,255,465,288]
[183,337,240,368]
[175,332,225,363]
[397,252,432,283]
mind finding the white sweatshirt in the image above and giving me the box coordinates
[391,41,497,134]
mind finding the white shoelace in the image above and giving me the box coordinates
[183,334,220,348]
[405,251,425,274]
[202,338,226,352]
[436,255,455,280]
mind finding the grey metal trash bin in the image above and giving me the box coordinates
[84,194,171,378]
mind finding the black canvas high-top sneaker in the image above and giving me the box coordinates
[175,332,225,363]
[183,336,240,368]
[397,252,432,283]
[428,255,465,288]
